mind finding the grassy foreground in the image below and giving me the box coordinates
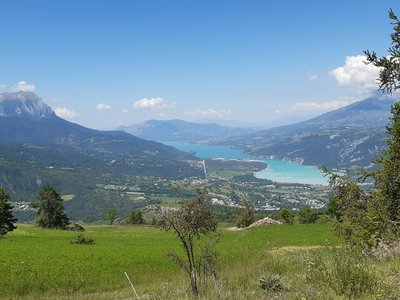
[0,224,399,299]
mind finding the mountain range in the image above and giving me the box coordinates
[117,92,396,169]
[119,119,254,142]
[215,92,396,168]
[0,92,204,220]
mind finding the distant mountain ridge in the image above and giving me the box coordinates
[0,92,204,220]
[215,93,397,168]
[0,92,198,161]
[119,119,254,142]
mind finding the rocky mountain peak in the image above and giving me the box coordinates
[0,91,55,119]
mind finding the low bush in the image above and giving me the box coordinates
[259,274,284,292]
[70,234,95,245]
[305,245,376,298]
[65,223,85,232]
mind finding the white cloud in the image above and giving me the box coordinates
[12,81,36,92]
[309,72,318,81]
[0,84,6,90]
[54,107,80,120]
[96,103,111,110]
[185,108,232,118]
[329,55,380,92]
[121,108,129,113]
[133,97,175,109]
[286,98,357,113]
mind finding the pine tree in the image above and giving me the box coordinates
[374,103,400,223]
[365,9,400,236]
[0,187,17,236]
[35,184,69,229]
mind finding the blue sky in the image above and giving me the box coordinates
[0,0,398,129]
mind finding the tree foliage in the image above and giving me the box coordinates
[106,208,117,225]
[236,200,255,228]
[162,189,219,295]
[35,184,69,229]
[298,207,319,224]
[0,186,17,237]
[364,9,400,240]
[280,208,294,225]
[128,210,145,225]
[324,169,382,245]
[326,9,400,246]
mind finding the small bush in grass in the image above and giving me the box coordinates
[70,234,95,245]
[65,223,85,232]
[259,274,284,292]
[305,245,376,298]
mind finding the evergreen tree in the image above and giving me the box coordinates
[128,210,145,225]
[365,9,400,237]
[0,187,17,236]
[35,184,69,229]
[326,9,400,245]
[106,208,117,225]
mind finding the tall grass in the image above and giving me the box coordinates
[3,224,399,299]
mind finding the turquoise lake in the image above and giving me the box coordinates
[164,142,328,185]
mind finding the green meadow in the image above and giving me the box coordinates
[1,224,399,299]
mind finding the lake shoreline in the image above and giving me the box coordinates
[163,142,328,185]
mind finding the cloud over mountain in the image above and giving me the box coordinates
[133,97,175,109]
[54,107,79,120]
[12,81,36,92]
[185,108,231,118]
[286,98,357,113]
[329,55,380,92]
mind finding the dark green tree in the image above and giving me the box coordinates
[35,184,69,229]
[106,208,117,225]
[320,10,400,246]
[280,208,294,225]
[365,9,400,238]
[236,200,255,228]
[298,207,319,224]
[162,189,219,295]
[323,169,382,245]
[0,187,17,237]
[128,210,145,225]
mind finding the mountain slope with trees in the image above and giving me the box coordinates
[214,92,396,168]
[0,92,204,220]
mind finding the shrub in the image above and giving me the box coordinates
[259,274,284,292]
[305,245,376,298]
[70,234,95,245]
[65,223,85,232]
